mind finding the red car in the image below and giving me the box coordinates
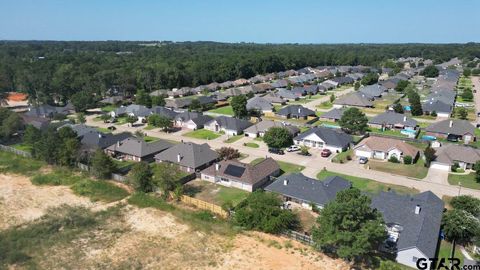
[320,149,331,157]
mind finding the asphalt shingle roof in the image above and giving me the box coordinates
[277,105,315,118]
[368,111,417,127]
[425,119,475,136]
[154,142,219,169]
[294,127,353,148]
[106,137,173,157]
[207,116,253,132]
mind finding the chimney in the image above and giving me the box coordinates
[283,179,288,186]
[177,153,181,163]
[403,116,407,122]
[99,133,102,138]
[117,141,120,147]
[215,163,220,171]
[298,107,301,114]
[449,120,453,128]
[415,205,421,215]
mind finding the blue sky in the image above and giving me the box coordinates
[0,0,479,43]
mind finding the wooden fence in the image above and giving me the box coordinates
[0,144,32,158]
[179,195,229,218]
[281,230,314,246]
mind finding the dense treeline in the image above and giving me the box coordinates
[1,41,480,104]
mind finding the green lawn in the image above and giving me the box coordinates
[183,129,221,140]
[208,105,234,116]
[368,128,411,139]
[184,180,249,206]
[101,105,117,112]
[316,101,333,109]
[448,172,480,190]
[11,143,33,152]
[113,116,129,125]
[331,149,353,163]
[254,136,263,142]
[96,127,112,133]
[144,125,156,130]
[316,169,418,195]
[224,134,243,143]
[244,142,259,148]
[144,136,160,142]
[289,95,322,104]
[367,159,428,179]
[0,151,44,176]
[438,240,464,267]
[250,158,305,175]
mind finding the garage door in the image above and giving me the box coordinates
[430,162,450,171]
[355,150,371,158]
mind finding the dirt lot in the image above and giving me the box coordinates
[0,173,349,270]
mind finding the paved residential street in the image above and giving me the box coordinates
[302,87,355,111]
[86,114,480,198]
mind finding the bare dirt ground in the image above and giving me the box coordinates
[0,173,349,270]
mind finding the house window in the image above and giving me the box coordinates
[412,256,418,263]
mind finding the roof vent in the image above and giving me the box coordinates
[177,153,181,162]
[415,205,421,215]
[449,120,453,128]
[283,179,289,186]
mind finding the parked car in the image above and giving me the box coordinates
[298,151,311,156]
[359,157,368,164]
[268,148,284,155]
[286,145,301,152]
[107,126,116,131]
[320,149,331,157]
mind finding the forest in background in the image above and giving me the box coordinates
[1,41,480,104]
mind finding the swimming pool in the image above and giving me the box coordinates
[421,135,437,141]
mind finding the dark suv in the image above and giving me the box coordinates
[268,148,284,155]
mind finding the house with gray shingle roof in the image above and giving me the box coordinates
[154,142,219,173]
[174,112,201,128]
[80,131,131,152]
[430,144,480,171]
[425,119,475,143]
[319,108,345,122]
[105,137,173,162]
[294,127,353,153]
[184,115,213,130]
[150,106,178,119]
[201,158,280,192]
[243,120,300,138]
[368,111,417,130]
[359,84,387,98]
[58,124,98,138]
[276,88,299,100]
[276,105,316,119]
[262,92,286,104]
[333,92,374,108]
[265,173,351,209]
[110,104,152,122]
[246,96,273,113]
[204,116,252,136]
[371,191,444,269]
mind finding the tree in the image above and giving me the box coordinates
[339,107,368,134]
[263,127,293,149]
[420,65,439,78]
[129,162,154,193]
[148,114,172,131]
[76,113,86,124]
[361,72,379,85]
[152,163,185,195]
[231,95,248,118]
[1,112,22,139]
[424,145,436,167]
[451,195,480,217]
[463,68,472,77]
[393,103,404,113]
[312,188,386,262]
[135,89,151,107]
[462,88,473,101]
[442,209,480,245]
[329,93,335,103]
[126,115,138,126]
[58,137,79,167]
[134,130,145,138]
[233,191,298,234]
[408,91,423,116]
[378,260,403,270]
[354,82,360,90]
[394,80,409,92]
[71,90,94,112]
[151,95,165,107]
[217,146,241,160]
[188,98,202,112]
[91,149,116,179]
[474,161,480,183]
[456,107,468,120]
[23,125,41,146]
[34,128,60,164]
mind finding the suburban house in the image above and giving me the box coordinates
[368,111,418,130]
[243,120,300,138]
[21,115,51,130]
[200,158,280,192]
[154,142,219,173]
[204,116,253,136]
[262,92,286,104]
[425,119,476,143]
[25,103,75,119]
[331,76,354,85]
[293,127,353,152]
[174,112,201,128]
[371,191,444,269]
[276,88,299,100]
[276,105,316,120]
[246,96,273,114]
[430,144,480,171]
[80,131,131,152]
[150,106,178,119]
[319,108,345,122]
[110,104,151,122]
[100,95,125,105]
[105,137,173,162]
[58,124,98,138]
[264,173,351,209]
[183,115,214,130]
[290,87,307,97]
[333,92,374,108]
[359,84,387,98]
[354,136,420,162]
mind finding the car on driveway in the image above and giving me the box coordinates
[320,149,331,157]
[359,157,368,164]
[286,145,301,152]
[107,126,117,131]
[268,148,284,155]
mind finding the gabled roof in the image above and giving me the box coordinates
[359,84,387,97]
[80,131,131,150]
[434,144,480,165]
[188,115,214,126]
[354,136,420,157]
[371,191,444,258]
[422,99,452,114]
[174,111,201,122]
[206,116,252,131]
[368,111,417,127]
[277,105,315,118]
[201,158,280,185]
[265,173,351,206]
[333,92,374,107]
[294,127,353,148]
[100,96,124,104]
[150,106,178,119]
[114,104,151,117]
[25,104,73,118]
[319,108,345,121]
[243,120,300,135]
[154,142,219,169]
[246,96,273,112]
[276,88,298,99]
[106,137,173,157]
[58,124,98,138]
[262,92,286,104]
[425,119,475,136]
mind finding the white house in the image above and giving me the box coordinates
[204,116,252,136]
[293,127,353,153]
[354,136,420,162]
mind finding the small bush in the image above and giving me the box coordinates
[71,179,129,202]
[403,155,413,165]
[451,162,460,172]
[127,192,175,211]
[388,156,400,163]
[346,155,352,161]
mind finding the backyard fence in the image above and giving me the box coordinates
[111,173,128,183]
[77,162,90,172]
[0,144,32,158]
[367,132,423,143]
[179,195,229,218]
[281,230,314,246]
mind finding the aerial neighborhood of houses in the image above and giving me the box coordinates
[4,55,480,269]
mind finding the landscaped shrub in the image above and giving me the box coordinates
[431,111,437,117]
[403,155,413,165]
[388,156,400,163]
[451,163,460,172]
[346,155,352,161]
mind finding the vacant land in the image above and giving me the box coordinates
[184,129,221,140]
[317,170,418,195]
[0,172,348,270]
[448,172,480,190]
